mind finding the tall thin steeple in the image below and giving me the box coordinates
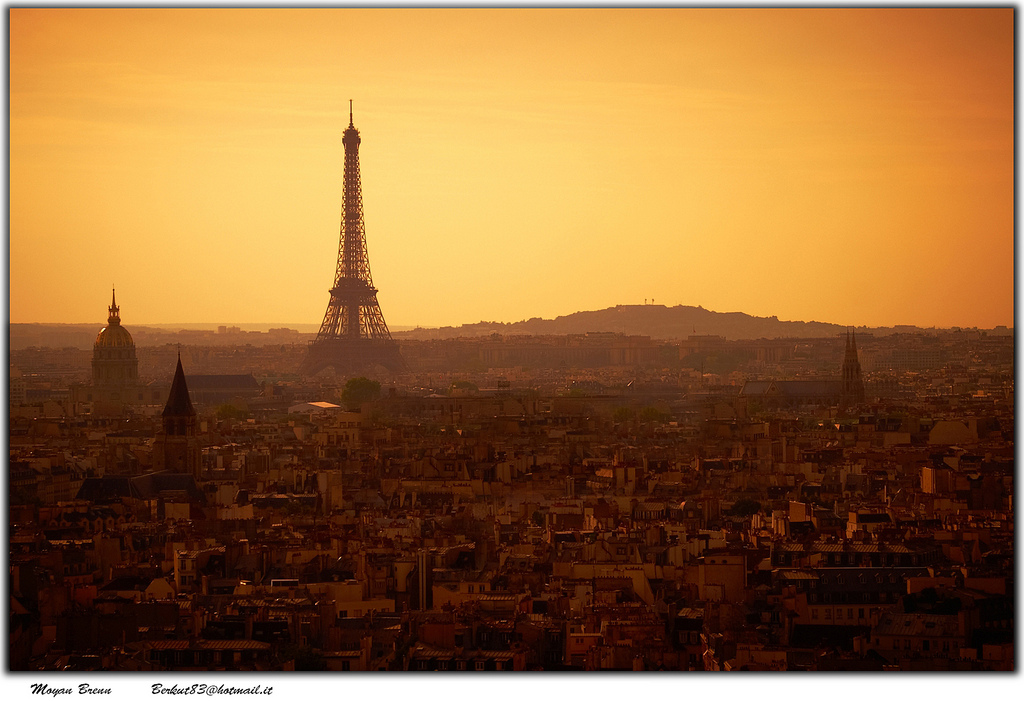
[162,352,196,420]
[841,328,865,406]
[108,287,120,325]
[155,352,201,479]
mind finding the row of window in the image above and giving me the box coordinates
[811,591,892,604]
[879,638,951,653]
[416,660,503,671]
[824,555,911,566]
[811,607,868,621]
[821,573,901,585]
[84,393,148,401]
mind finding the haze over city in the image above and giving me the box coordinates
[9,8,1013,331]
[7,8,1017,686]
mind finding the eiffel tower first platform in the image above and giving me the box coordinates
[300,103,405,376]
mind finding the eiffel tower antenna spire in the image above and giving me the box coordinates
[301,107,404,376]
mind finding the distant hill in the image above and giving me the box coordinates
[393,304,991,341]
[11,306,1010,349]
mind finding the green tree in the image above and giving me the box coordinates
[728,498,762,517]
[613,407,634,423]
[216,404,248,420]
[638,406,668,424]
[280,645,327,671]
[341,377,381,410]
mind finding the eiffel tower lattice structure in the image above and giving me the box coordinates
[300,103,405,376]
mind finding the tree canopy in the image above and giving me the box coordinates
[341,376,381,409]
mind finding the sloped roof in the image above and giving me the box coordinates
[11,596,31,616]
[408,643,516,661]
[100,576,153,592]
[852,513,892,524]
[77,471,205,503]
[874,613,960,638]
[162,356,196,417]
[133,639,270,651]
[187,375,261,390]
[740,380,841,397]
[233,554,261,572]
[131,472,198,502]
[77,476,144,501]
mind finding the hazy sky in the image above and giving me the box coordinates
[10,8,1014,329]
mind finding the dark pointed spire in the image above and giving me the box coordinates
[841,326,864,406]
[108,286,120,325]
[349,99,354,128]
[162,353,196,417]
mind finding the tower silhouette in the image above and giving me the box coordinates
[301,102,404,376]
[841,329,865,406]
[153,353,201,480]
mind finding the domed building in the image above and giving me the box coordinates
[72,290,164,417]
[92,289,139,387]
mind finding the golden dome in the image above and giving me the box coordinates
[95,288,135,348]
[96,322,134,348]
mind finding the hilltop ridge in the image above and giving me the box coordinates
[393,304,1010,341]
[11,304,1012,351]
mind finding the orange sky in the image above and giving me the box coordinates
[9,8,1014,329]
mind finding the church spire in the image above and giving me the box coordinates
[155,351,201,479]
[841,327,864,407]
[162,353,196,418]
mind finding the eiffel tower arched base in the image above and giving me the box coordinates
[299,337,405,377]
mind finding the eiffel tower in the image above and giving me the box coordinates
[300,102,405,376]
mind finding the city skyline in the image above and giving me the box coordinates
[10,8,1014,330]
